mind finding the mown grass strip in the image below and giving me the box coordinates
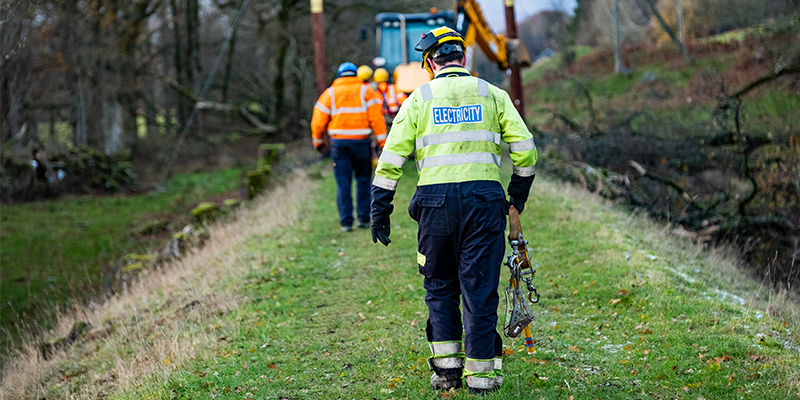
[115,164,800,399]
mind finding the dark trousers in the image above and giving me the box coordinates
[331,139,372,227]
[409,180,506,361]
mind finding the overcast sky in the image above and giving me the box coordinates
[476,0,577,31]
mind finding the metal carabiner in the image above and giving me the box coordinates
[528,288,540,304]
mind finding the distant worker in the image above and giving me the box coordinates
[357,64,373,83]
[369,27,537,394]
[312,62,387,232]
[373,67,408,120]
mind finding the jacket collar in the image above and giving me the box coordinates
[434,65,471,79]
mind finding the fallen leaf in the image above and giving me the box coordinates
[572,290,578,295]
[503,348,516,356]
[618,289,628,295]
[568,346,580,352]
[624,345,632,351]
[439,392,451,398]
[643,350,650,355]
[359,313,366,320]
[618,360,629,364]
[218,337,227,341]
[551,306,561,313]
[609,299,621,305]
[267,363,277,370]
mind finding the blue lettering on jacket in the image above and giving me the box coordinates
[432,105,483,125]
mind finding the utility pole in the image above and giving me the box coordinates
[614,0,621,74]
[504,0,525,121]
[311,0,330,154]
[677,0,684,43]
[311,0,327,96]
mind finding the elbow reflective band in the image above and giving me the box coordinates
[513,164,536,177]
[417,152,501,169]
[416,130,501,149]
[376,133,388,141]
[379,151,407,168]
[372,175,398,191]
[314,102,330,114]
[509,138,535,152]
[312,138,324,145]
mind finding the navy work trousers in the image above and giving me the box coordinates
[331,139,372,228]
[409,180,506,361]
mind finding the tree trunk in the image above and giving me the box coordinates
[222,25,238,103]
[171,0,187,130]
[643,0,693,64]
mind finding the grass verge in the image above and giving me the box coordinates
[0,168,244,345]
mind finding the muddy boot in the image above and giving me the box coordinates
[430,368,463,391]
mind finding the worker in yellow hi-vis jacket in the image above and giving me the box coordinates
[369,27,538,394]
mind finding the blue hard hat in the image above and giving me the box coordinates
[337,62,357,77]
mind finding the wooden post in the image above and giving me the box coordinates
[310,0,330,154]
[614,0,621,74]
[311,0,327,96]
[504,0,525,121]
[678,0,684,43]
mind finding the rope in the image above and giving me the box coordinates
[160,0,253,184]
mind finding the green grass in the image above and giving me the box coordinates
[0,168,244,335]
[91,165,799,400]
[523,45,593,85]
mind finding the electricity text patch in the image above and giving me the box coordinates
[432,105,483,125]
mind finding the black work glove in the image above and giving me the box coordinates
[371,218,391,246]
[507,196,526,214]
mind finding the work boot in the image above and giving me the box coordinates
[430,369,462,391]
[357,221,370,229]
[467,386,497,395]
[340,226,353,232]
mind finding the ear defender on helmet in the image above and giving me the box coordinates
[414,27,466,74]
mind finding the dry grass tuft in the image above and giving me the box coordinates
[0,171,319,399]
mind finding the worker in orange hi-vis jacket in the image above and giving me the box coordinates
[311,62,387,232]
[373,67,408,118]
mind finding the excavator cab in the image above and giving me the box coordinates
[374,10,457,93]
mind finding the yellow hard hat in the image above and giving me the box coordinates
[414,26,465,74]
[374,68,389,83]
[357,65,373,81]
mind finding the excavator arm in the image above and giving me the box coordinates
[456,0,530,72]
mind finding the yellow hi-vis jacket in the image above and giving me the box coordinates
[372,66,537,191]
[311,77,388,148]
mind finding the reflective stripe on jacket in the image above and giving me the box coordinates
[373,66,537,190]
[311,77,387,147]
[377,82,408,115]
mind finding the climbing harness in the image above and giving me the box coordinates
[503,206,539,353]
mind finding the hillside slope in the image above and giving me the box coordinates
[3,164,799,399]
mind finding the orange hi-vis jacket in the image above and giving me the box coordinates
[377,82,407,115]
[311,77,387,148]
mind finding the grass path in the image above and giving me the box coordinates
[5,165,799,399]
[117,165,799,399]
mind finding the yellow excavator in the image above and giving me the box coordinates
[372,0,531,93]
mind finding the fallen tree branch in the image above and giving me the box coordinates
[728,64,800,99]
[629,160,693,203]
[151,75,276,133]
